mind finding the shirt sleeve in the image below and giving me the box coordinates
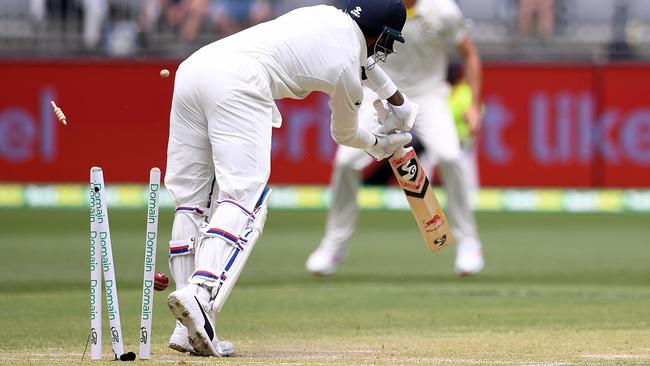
[329,65,375,149]
[441,0,471,46]
[362,63,398,100]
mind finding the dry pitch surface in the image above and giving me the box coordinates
[2,327,650,365]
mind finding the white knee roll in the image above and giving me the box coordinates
[203,202,251,246]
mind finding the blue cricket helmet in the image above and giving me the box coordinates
[345,0,407,54]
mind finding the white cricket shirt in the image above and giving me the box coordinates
[201,5,384,149]
[381,0,470,97]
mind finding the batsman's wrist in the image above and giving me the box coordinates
[386,91,404,106]
[390,95,412,118]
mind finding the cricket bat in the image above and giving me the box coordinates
[388,146,453,252]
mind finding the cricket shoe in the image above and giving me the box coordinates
[454,239,484,276]
[305,244,347,276]
[168,321,194,354]
[167,285,235,357]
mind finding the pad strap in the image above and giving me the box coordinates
[168,237,195,257]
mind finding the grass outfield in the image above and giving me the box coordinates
[0,208,649,365]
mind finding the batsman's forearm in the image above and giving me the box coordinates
[364,64,398,100]
[330,118,375,149]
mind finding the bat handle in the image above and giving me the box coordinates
[393,146,411,159]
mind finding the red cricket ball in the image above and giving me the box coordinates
[154,272,169,291]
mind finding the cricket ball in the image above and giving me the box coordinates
[160,69,170,78]
[154,272,169,291]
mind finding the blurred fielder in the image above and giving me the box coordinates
[447,62,481,196]
[164,0,416,357]
[306,0,485,276]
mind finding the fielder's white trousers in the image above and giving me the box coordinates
[322,88,481,250]
[165,51,274,283]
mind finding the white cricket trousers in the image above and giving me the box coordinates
[322,88,481,250]
[165,50,274,284]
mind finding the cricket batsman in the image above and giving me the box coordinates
[306,0,485,276]
[164,0,416,357]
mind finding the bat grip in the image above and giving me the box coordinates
[392,146,411,159]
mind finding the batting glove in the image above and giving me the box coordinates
[365,131,412,161]
[372,97,419,135]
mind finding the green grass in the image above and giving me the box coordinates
[0,208,649,365]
